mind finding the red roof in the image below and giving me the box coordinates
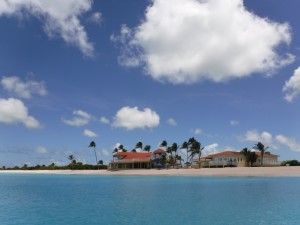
[153,149,165,154]
[255,152,278,157]
[205,151,240,158]
[203,151,278,159]
[114,152,153,160]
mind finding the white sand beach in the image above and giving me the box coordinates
[1,166,300,176]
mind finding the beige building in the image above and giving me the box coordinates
[192,151,279,168]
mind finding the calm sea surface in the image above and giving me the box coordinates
[0,173,300,225]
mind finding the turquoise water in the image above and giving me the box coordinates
[1,174,300,225]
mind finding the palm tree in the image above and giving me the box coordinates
[188,140,204,168]
[68,154,75,163]
[181,137,197,168]
[166,146,174,168]
[170,143,178,167]
[160,140,168,149]
[68,155,76,170]
[254,142,269,167]
[143,145,151,152]
[160,140,168,167]
[118,144,127,152]
[175,155,183,168]
[241,148,250,167]
[89,141,99,170]
[180,141,189,167]
[135,141,143,151]
[160,152,167,168]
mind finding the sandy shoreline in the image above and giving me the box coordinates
[1,166,300,177]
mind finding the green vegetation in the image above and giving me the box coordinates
[281,160,300,166]
[240,148,258,167]
[180,137,203,168]
[0,153,107,171]
[254,142,269,167]
[89,141,99,170]
[0,163,107,171]
[156,137,203,168]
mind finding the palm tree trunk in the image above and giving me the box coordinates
[186,149,189,168]
[94,147,99,170]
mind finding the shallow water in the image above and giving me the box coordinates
[0,174,299,225]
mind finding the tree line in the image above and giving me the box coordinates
[113,137,204,168]
[0,140,276,170]
[114,139,273,168]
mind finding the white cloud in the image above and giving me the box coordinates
[241,130,300,153]
[35,146,48,154]
[193,128,202,135]
[203,143,219,156]
[1,76,47,99]
[62,110,92,127]
[112,106,160,130]
[0,98,41,128]
[89,12,102,25]
[275,135,300,152]
[240,130,279,150]
[0,0,94,57]
[166,118,177,126]
[114,0,293,84]
[99,116,110,124]
[283,67,300,102]
[242,130,273,145]
[83,129,97,137]
[230,120,239,126]
[111,24,142,67]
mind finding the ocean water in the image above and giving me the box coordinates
[0,174,300,225]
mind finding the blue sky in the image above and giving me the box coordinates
[1,0,300,167]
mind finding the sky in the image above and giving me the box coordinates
[1,0,300,167]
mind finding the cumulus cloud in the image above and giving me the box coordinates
[242,130,273,144]
[99,116,110,124]
[113,0,293,84]
[35,146,48,154]
[83,129,97,137]
[275,135,300,152]
[1,76,47,99]
[166,118,177,126]
[88,12,102,25]
[202,143,219,156]
[62,110,92,127]
[0,98,41,128]
[0,0,94,57]
[283,67,300,102]
[112,106,160,130]
[241,130,300,153]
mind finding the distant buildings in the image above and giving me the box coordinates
[192,151,280,168]
[109,152,153,170]
[109,148,168,170]
[109,150,280,170]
